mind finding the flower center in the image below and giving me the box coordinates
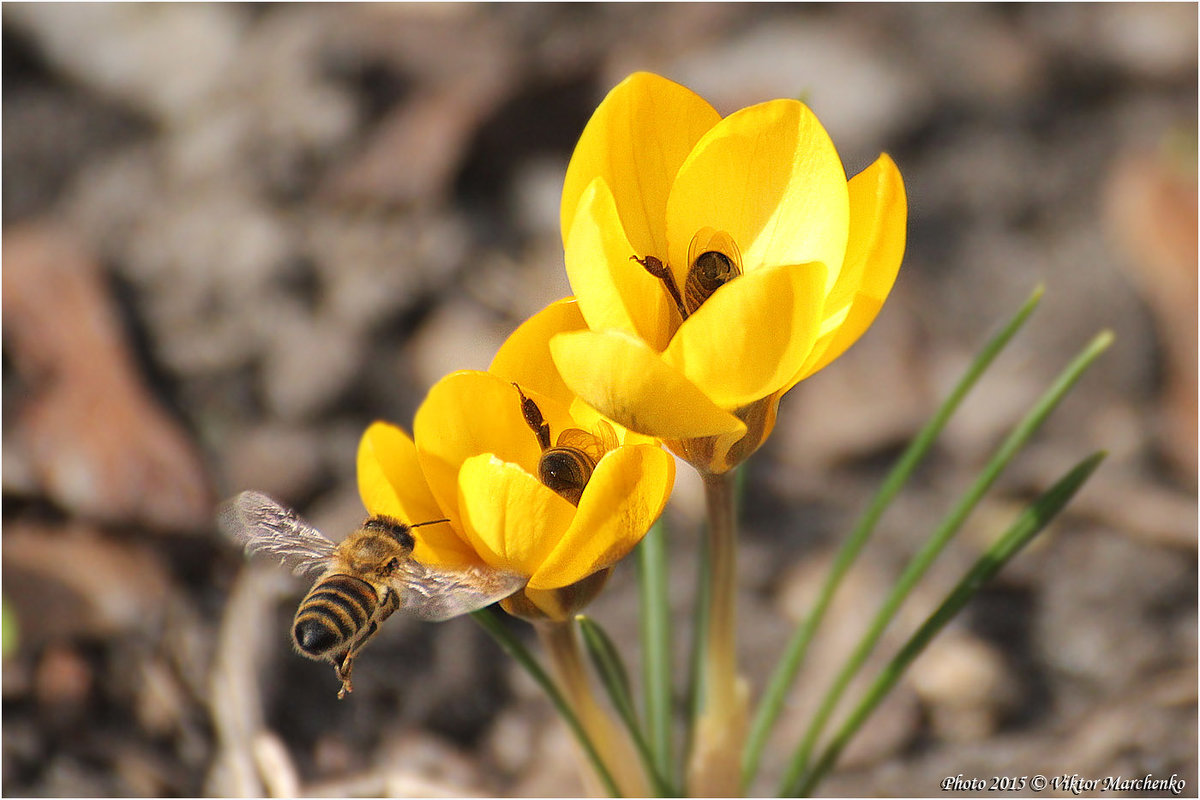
[631,230,743,321]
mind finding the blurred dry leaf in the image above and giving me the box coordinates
[1105,142,1198,478]
[772,553,922,771]
[322,78,509,208]
[2,521,172,642]
[3,222,213,531]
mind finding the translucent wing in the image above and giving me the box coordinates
[393,561,525,622]
[687,228,743,273]
[218,490,337,577]
[555,428,608,464]
[593,419,619,453]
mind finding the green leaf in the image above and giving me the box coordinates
[637,518,675,788]
[683,506,713,791]
[789,452,1107,796]
[578,615,675,796]
[778,328,1112,794]
[471,607,623,797]
[743,285,1044,788]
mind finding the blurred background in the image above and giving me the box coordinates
[2,4,1195,796]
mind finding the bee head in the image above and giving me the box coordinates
[362,516,416,549]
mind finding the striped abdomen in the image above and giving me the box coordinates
[293,574,378,658]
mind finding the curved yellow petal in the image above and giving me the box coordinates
[414,371,544,520]
[566,396,657,449]
[357,421,433,519]
[457,453,578,578]
[356,422,478,570]
[793,292,888,384]
[561,72,720,261]
[665,99,850,294]
[527,444,674,590]
[550,328,746,440]
[789,154,906,386]
[565,178,676,351]
[662,261,826,408]
[489,297,586,407]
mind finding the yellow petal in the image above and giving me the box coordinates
[550,328,746,440]
[662,261,826,408]
[793,292,887,384]
[414,371,545,520]
[527,443,674,590]
[457,453,578,578]
[790,154,906,385]
[565,178,676,351]
[665,99,850,294]
[489,297,586,407]
[561,72,720,261]
[356,422,479,569]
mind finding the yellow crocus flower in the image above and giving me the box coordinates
[357,299,675,620]
[551,72,907,473]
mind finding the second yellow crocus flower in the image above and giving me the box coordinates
[358,299,675,621]
[550,72,907,474]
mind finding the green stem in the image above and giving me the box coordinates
[790,452,1106,796]
[687,470,748,796]
[778,329,1112,794]
[471,608,622,797]
[742,285,1043,788]
[702,471,738,717]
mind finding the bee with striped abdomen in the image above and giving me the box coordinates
[219,491,524,698]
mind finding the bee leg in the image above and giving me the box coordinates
[333,651,355,699]
[512,384,553,450]
[378,588,399,620]
[333,619,384,699]
[631,254,688,320]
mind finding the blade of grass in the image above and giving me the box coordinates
[778,329,1113,793]
[578,615,676,796]
[637,518,674,788]
[789,451,1107,796]
[742,285,1045,788]
[472,607,622,797]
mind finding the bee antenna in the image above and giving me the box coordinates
[410,518,450,528]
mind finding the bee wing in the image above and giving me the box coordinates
[217,490,337,578]
[556,428,608,463]
[594,419,619,453]
[393,561,525,622]
[687,228,743,272]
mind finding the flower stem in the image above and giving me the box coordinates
[687,470,748,796]
[538,619,649,797]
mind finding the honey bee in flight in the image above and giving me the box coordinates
[219,491,524,698]
[514,384,618,506]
